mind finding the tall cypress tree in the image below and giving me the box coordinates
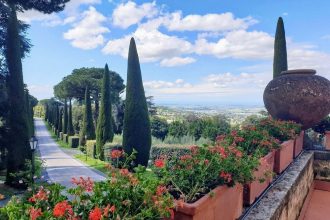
[96,64,114,160]
[58,107,62,133]
[67,98,74,135]
[25,89,32,138]
[5,6,30,185]
[80,86,95,146]
[273,17,288,78]
[123,38,151,167]
[63,98,68,134]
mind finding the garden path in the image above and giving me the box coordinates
[34,118,106,188]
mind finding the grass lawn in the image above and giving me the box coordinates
[74,154,109,174]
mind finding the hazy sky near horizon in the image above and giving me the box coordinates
[19,0,330,105]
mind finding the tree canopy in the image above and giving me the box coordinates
[54,67,125,103]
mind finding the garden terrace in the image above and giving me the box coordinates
[242,150,330,220]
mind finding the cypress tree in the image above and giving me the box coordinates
[96,64,114,160]
[63,98,68,134]
[25,90,32,138]
[5,5,30,185]
[273,17,288,78]
[80,87,95,146]
[58,107,62,133]
[67,98,74,135]
[123,38,151,167]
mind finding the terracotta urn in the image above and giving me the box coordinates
[263,69,330,129]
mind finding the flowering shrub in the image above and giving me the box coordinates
[217,126,280,157]
[256,117,302,142]
[1,166,174,220]
[153,145,259,203]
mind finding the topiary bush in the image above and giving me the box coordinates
[86,140,96,158]
[69,136,79,148]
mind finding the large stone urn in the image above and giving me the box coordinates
[263,69,330,129]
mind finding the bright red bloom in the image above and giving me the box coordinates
[103,204,116,217]
[180,154,193,161]
[220,171,232,183]
[119,168,130,176]
[53,201,73,217]
[156,185,167,196]
[190,145,199,155]
[234,136,244,143]
[109,205,116,213]
[154,159,165,168]
[29,188,48,202]
[71,177,94,192]
[89,207,102,220]
[204,159,209,165]
[111,149,123,159]
[30,207,42,220]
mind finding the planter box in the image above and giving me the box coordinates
[59,132,63,140]
[294,131,304,158]
[244,151,275,205]
[63,134,69,143]
[174,184,243,220]
[274,140,294,174]
[69,136,79,148]
[325,131,330,150]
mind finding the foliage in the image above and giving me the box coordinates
[217,125,280,157]
[273,17,288,78]
[168,121,188,138]
[5,5,31,186]
[1,166,174,219]
[96,64,114,161]
[256,117,302,142]
[153,145,259,203]
[72,104,83,134]
[151,116,169,140]
[80,87,95,146]
[63,98,68,134]
[123,38,151,167]
[312,116,330,135]
[67,99,74,135]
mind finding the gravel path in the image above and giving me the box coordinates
[35,118,106,188]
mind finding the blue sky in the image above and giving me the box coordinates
[19,0,330,106]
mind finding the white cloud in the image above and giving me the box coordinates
[164,12,257,32]
[28,84,54,100]
[160,57,196,67]
[195,30,274,60]
[17,0,101,26]
[102,27,192,62]
[112,1,158,28]
[63,7,110,49]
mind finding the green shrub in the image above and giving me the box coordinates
[150,146,190,162]
[68,136,79,148]
[86,140,96,158]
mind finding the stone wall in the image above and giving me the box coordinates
[243,152,314,220]
[314,150,330,181]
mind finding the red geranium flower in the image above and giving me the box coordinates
[71,177,94,192]
[154,159,165,168]
[111,149,123,159]
[30,207,42,220]
[29,188,48,202]
[89,207,102,220]
[53,201,73,217]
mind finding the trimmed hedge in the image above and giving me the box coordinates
[69,136,79,148]
[103,143,190,163]
[86,140,97,158]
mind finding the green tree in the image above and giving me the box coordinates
[96,64,114,160]
[63,99,68,134]
[58,107,62,133]
[168,121,188,138]
[123,38,151,167]
[273,17,288,78]
[150,117,169,140]
[5,6,31,186]
[80,87,95,146]
[67,99,74,135]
